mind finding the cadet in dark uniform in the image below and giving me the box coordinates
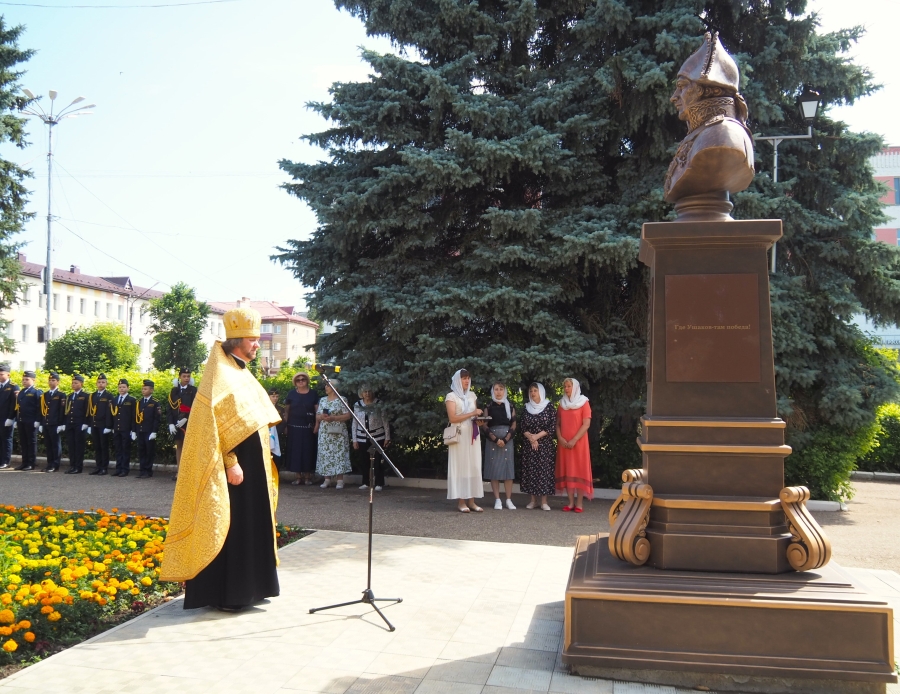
[89,374,114,476]
[41,372,66,472]
[136,379,161,479]
[15,370,42,471]
[111,378,136,477]
[0,364,19,469]
[168,367,197,481]
[65,375,89,474]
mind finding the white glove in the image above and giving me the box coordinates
[81,424,88,431]
[168,424,177,435]
[148,432,156,440]
[38,425,43,433]
[130,431,137,441]
[4,419,12,427]
[87,427,92,435]
[103,428,111,434]
[57,425,65,434]
[176,418,187,428]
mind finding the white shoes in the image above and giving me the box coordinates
[525,501,536,509]
[374,486,383,491]
[320,478,331,489]
[335,481,344,490]
[506,499,516,510]
[494,499,503,510]
[541,503,551,511]
[359,484,368,490]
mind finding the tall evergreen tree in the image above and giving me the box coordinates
[0,18,33,352]
[277,0,900,497]
[146,282,210,372]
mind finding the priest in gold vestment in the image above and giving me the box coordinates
[160,306,283,610]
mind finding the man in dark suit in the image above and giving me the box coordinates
[136,379,161,479]
[89,373,114,476]
[15,370,42,471]
[168,367,197,481]
[65,375,90,474]
[111,378,136,477]
[41,372,66,472]
[0,364,19,469]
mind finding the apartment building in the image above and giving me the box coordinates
[873,146,900,245]
[208,298,318,374]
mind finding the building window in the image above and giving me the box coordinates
[274,343,281,352]
[139,338,144,349]
[117,305,123,321]
[895,177,900,206]
[52,328,59,339]
[38,293,44,308]
[52,293,59,311]
[22,287,30,305]
[79,298,85,314]
[261,323,273,334]
[140,311,145,324]
[34,361,42,370]
[275,324,282,334]
[66,296,73,312]
[105,303,111,318]
[94,301,100,316]
[21,324,28,342]
[18,361,25,370]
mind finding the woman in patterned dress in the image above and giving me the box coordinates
[520,382,556,511]
[315,380,352,489]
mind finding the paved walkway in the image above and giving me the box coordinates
[2,467,899,572]
[1,531,898,694]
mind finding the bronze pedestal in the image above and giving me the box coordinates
[562,220,897,692]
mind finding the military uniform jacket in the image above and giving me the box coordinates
[42,389,67,428]
[89,390,114,430]
[136,396,161,434]
[111,394,136,433]
[16,386,43,425]
[66,391,90,428]
[168,384,198,426]
[0,380,19,422]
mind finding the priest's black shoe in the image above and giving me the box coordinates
[43,467,56,473]
[65,468,76,474]
[16,465,34,471]
[119,472,129,477]
[136,473,150,479]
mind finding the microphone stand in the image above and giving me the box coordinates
[308,370,405,631]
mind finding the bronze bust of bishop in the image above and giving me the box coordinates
[664,32,755,220]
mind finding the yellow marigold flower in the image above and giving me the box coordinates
[17,620,30,629]
[23,631,34,642]
[0,594,10,605]
[8,575,20,584]
[0,609,14,624]
[47,611,61,622]
[2,639,16,652]
[0,626,11,636]
[130,588,139,595]
[140,576,153,586]
[40,605,53,615]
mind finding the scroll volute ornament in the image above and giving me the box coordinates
[780,486,832,572]
[609,469,653,566]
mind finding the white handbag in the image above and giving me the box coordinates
[443,422,461,446]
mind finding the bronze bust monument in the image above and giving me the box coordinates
[664,32,755,220]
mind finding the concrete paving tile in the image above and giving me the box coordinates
[496,647,558,672]
[112,676,214,694]
[486,666,552,691]
[504,631,561,653]
[347,675,423,694]
[508,618,564,638]
[382,636,450,659]
[483,686,549,694]
[451,623,512,645]
[438,641,501,664]
[549,672,614,694]
[281,666,363,693]
[314,645,380,671]
[364,652,437,678]
[423,659,494,685]
[413,680,483,694]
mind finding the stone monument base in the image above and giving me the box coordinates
[562,535,897,694]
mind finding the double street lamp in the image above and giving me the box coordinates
[19,90,94,344]
[754,88,822,273]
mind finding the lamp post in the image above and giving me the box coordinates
[19,90,95,345]
[754,88,821,273]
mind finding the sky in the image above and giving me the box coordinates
[2,0,898,309]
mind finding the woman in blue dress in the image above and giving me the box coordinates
[283,372,319,485]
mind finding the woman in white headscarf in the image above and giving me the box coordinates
[480,382,517,511]
[520,382,556,511]
[445,369,485,512]
[555,378,593,512]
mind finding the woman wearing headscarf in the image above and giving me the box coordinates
[315,379,352,489]
[555,378,593,512]
[445,369,485,512]
[520,382,556,511]
[480,382,517,510]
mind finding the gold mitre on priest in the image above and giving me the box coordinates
[223,306,262,339]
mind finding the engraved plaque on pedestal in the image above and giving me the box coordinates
[665,273,760,383]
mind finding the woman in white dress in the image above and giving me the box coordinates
[445,369,485,513]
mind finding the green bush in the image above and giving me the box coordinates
[44,323,140,374]
[786,423,879,501]
[591,418,642,489]
[857,403,900,474]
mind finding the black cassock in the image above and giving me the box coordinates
[183,410,280,609]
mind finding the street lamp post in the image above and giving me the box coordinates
[19,90,95,345]
[754,88,821,273]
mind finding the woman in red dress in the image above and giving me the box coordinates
[555,378,592,512]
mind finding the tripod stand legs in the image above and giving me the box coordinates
[309,590,403,631]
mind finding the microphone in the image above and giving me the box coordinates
[314,363,341,373]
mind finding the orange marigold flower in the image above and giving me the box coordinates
[40,606,53,615]
[0,609,14,624]
[47,611,61,622]
[23,631,35,643]
[2,639,16,652]
[0,627,11,636]
[17,620,30,629]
